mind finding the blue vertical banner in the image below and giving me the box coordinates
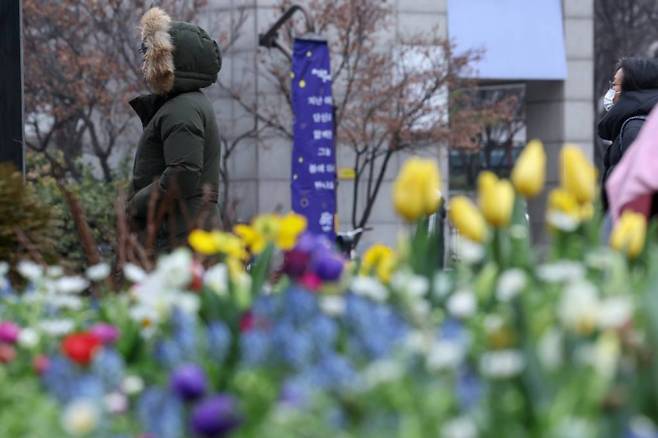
[291,38,337,239]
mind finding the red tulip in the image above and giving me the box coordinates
[61,332,102,365]
[33,355,50,375]
[189,260,204,292]
[0,344,15,364]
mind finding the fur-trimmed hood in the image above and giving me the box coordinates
[140,7,221,95]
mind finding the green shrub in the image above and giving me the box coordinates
[0,163,55,267]
[26,152,129,271]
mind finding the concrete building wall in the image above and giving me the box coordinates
[206,0,595,248]
[526,0,594,240]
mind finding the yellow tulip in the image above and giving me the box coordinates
[448,196,488,243]
[610,211,646,259]
[548,188,581,219]
[233,224,265,254]
[276,213,307,250]
[511,139,546,197]
[561,145,598,204]
[477,171,515,228]
[188,229,219,255]
[393,158,442,222]
[361,244,397,283]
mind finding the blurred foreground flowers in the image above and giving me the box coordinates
[0,141,657,437]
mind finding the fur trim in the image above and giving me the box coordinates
[140,7,175,94]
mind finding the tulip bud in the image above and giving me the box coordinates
[610,211,646,259]
[448,196,488,243]
[478,171,515,228]
[560,145,597,204]
[512,139,546,197]
[393,158,442,222]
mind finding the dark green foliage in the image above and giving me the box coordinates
[0,163,55,266]
[26,152,129,271]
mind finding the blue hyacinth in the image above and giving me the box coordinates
[137,387,184,438]
[92,348,125,392]
[240,330,271,366]
[206,321,231,363]
[44,357,105,403]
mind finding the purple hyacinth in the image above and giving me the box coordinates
[311,252,344,282]
[170,364,207,402]
[89,323,120,345]
[190,395,241,437]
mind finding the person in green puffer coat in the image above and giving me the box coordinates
[127,7,222,250]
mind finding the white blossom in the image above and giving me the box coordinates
[18,328,40,349]
[433,272,453,298]
[598,296,633,329]
[558,280,600,333]
[46,266,64,278]
[61,399,99,437]
[123,263,147,283]
[86,263,111,281]
[319,295,346,316]
[426,340,464,371]
[496,269,527,302]
[156,248,193,289]
[17,260,43,281]
[441,416,478,438]
[447,289,476,319]
[38,319,75,337]
[104,392,128,414]
[56,276,89,294]
[537,261,585,283]
[204,264,228,296]
[453,236,485,264]
[351,276,388,302]
[480,349,525,378]
[122,375,145,395]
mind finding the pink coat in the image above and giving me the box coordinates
[605,106,658,222]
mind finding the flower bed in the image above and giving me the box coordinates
[1,140,656,437]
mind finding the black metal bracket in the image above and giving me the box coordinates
[258,5,317,60]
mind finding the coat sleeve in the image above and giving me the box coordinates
[128,108,205,219]
[619,119,644,155]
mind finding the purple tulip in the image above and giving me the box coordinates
[0,321,20,344]
[282,249,310,278]
[294,232,320,254]
[311,253,344,282]
[170,364,207,401]
[191,395,241,437]
[89,323,120,345]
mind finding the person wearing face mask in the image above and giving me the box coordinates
[598,57,658,214]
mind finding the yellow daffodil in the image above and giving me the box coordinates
[253,214,280,244]
[234,222,269,254]
[448,196,488,243]
[561,145,598,204]
[511,139,546,198]
[213,232,248,261]
[276,213,307,250]
[361,244,397,283]
[188,229,219,255]
[478,171,515,228]
[393,157,442,222]
[610,211,646,259]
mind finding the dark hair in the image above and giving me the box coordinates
[615,57,658,92]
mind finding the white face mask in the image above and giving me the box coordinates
[603,88,617,111]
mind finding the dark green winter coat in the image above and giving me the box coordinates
[127,7,222,248]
